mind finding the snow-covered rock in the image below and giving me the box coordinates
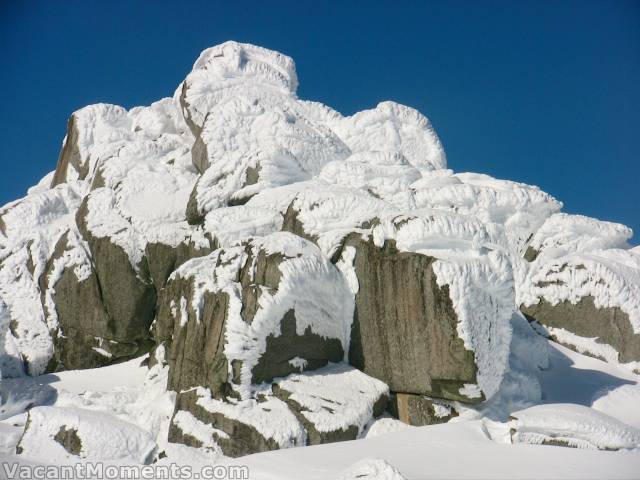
[272,363,389,444]
[486,404,640,451]
[156,232,352,400]
[337,458,407,480]
[522,248,640,372]
[1,40,639,463]
[16,406,158,463]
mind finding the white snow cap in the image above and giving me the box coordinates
[191,41,299,95]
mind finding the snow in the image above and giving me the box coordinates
[592,384,640,429]
[486,403,640,450]
[336,458,408,480]
[203,205,283,247]
[16,406,158,464]
[328,101,447,171]
[274,363,389,436]
[528,213,633,261]
[0,341,638,479]
[411,170,561,253]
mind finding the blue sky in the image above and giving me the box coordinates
[1,1,638,240]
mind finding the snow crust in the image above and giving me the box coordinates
[274,363,389,435]
[487,403,640,450]
[337,458,407,480]
[18,406,158,464]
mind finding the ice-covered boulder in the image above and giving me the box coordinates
[328,101,447,171]
[275,195,514,403]
[387,393,458,426]
[168,386,306,457]
[523,213,632,262]
[521,248,640,372]
[337,458,407,480]
[16,406,158,463]
[486,404,640,450]
[412,171,561,254]
[156,232,352,399]
[0,183,83,375]
[180,42,349,222]
[272,363,389,444]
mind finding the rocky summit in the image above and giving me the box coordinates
[1,42,640,464]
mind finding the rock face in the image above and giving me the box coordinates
[343,234,478,402]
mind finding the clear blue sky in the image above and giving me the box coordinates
[1,1,638,241]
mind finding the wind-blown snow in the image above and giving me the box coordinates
[528,213,633,261]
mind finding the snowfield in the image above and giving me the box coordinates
[1,343,640,478]
[1,41,639,479]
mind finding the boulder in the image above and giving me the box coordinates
[521,249,640,371]
[16,406,158,463]
[75,191,157,349]
[523,297,640,368]
[39,228,151,370]
[169,387,305,457]
[340,234,479,402]
[387,393,458,426]
[156,232,351,398]
[272,363,389,444]
[485,404,640,451]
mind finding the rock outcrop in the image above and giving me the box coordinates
[3,41,639,460]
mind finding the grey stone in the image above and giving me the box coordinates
[168,389,281,458]
[387,393,457,426]
[339,234,480,403]
[50,115,86,187]
[75,197,156,344]
[522,296,640,366]
[40,231,151,370]
[145,239,214,291]
[54,426,82,456]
